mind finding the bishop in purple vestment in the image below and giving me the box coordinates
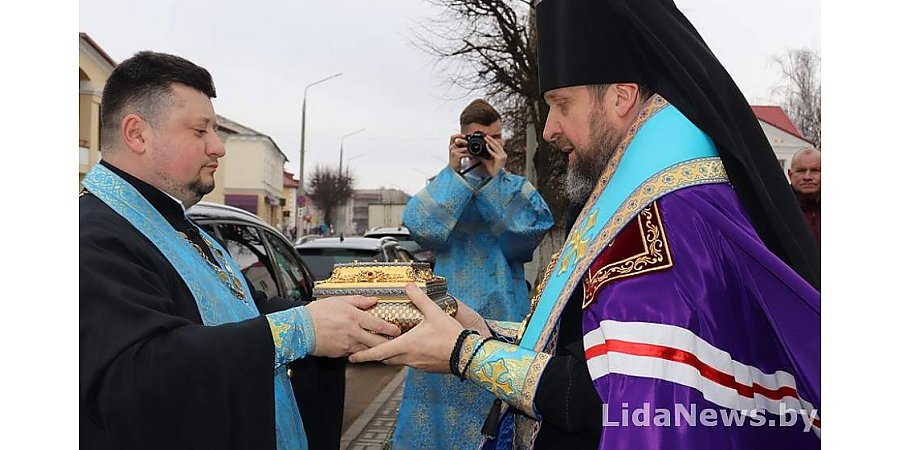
[350,1,820,449]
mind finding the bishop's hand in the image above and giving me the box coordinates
[349,284,466,373]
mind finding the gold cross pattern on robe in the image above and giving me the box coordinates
[476,359,515,399]
[269,320,291,348]
[557,211,598,275]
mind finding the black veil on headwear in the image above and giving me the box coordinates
[536,0,820,289]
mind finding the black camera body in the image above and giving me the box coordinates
[465,131,492,160]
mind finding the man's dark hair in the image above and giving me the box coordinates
[100,51,216,153]
[459,99,501,128]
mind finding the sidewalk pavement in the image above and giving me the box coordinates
[340,367,407,450]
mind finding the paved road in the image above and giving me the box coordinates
[343,362,404,432]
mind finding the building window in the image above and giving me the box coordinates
[225,194,258,214]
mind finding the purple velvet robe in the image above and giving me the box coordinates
[581,183,820,449]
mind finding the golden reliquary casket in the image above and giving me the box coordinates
[312,261,458,333]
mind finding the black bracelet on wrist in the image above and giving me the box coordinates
[459,336,495,381]
[449,329,477,376]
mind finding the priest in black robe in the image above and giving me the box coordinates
[80,51,400,450]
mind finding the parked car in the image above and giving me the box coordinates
[294,234,322,246]
[363,226,436,268]
[187,202,315,302]
[186,202,343,450]
[295,236,413,281]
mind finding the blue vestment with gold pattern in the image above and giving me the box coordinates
[394,167,553,449]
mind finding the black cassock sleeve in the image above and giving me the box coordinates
[532,351,604,448]
[530,283,604,449]
[80,200,279,450]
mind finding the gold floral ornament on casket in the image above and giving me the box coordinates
[312,262,458,333]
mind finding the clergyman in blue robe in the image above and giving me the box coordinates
[395,99,554,449]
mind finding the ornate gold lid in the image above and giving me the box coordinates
[313,262,447,298]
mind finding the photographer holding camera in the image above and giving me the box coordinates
[397,99,554,449]
[449,126,502,176]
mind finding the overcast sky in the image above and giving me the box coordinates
[79,0,820,196]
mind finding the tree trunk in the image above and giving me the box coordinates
[531,97,571,279]
[323,206,333,229]
[532,226,566,289]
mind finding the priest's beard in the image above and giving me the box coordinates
[563,106,624,205]
[188,178,215,199]
[184,179,214,205]
[158,176,214,208]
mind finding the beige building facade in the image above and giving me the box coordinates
[215,116,288,229]
[332,188,410,235]
[79,33,115,190]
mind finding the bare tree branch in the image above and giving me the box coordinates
[771,48,821,148]
[412,0,570,283]
[306,165,356,228]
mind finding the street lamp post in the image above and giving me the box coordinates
[345,153,367,234]
[428,153,449,165]
[297,72,342,234]
[346,153,366,177]
[338,128,365,176]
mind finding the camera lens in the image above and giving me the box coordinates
[466,132,491,160]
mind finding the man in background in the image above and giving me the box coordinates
[396,99,554,448]
[789,147,821,246]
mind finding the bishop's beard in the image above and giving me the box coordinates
[563,107,624,205]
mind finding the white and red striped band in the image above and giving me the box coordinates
[584,320,820,434]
